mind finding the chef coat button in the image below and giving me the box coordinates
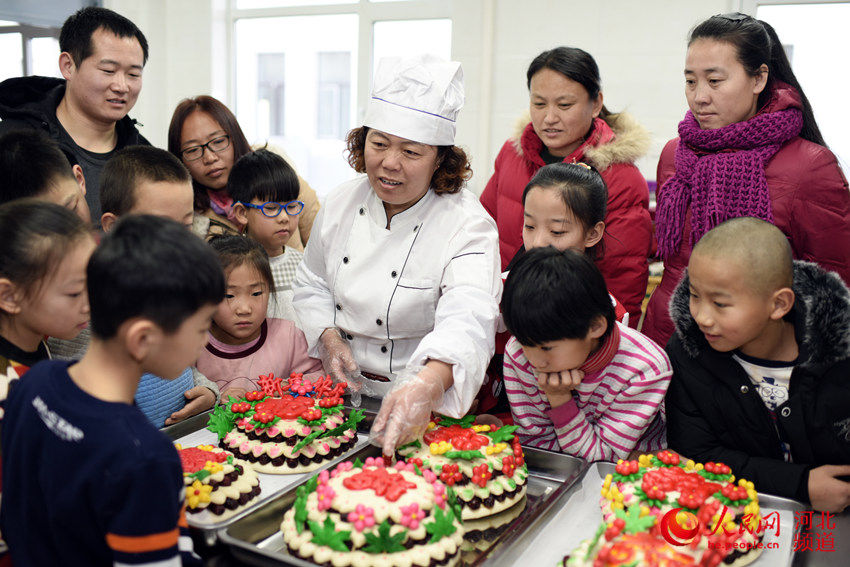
[376,318,383,326]
[391,270,397,278]
[335,303,342,311]
[381,345,388,353]
[781,407,791,418]
[359,207,365,215]
[740,385,749,394]
[346,333,353,340]
[413,225,418,232]
[343,257,349,264]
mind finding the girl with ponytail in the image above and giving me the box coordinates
[643,12,850,347]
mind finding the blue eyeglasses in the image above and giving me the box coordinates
[240,200,304,218]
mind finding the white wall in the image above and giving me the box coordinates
[105,0,737,192]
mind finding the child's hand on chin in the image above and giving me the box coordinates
[220,387,248,404]
[808,464,850,513]
[536,368,584,408]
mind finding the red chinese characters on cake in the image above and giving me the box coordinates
[423,424,490,451]
[179,447,227,473]
[343,468,417,502]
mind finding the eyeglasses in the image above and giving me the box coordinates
[181,135,231,161]
[240,200,304,218]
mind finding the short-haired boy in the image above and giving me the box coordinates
[98,146,217,426]
[0,215,223,565]
[502,247,670,461]
[0,129,90,223]
[666,217,850,512]
[100,145,194,231]
[228,148,304,321]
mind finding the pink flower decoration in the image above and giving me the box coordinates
[434,491,447,509]
[364,457,385,468]
[316,484,336,511]
[432,482,445,495]
[337,461,354,473]
[394,461,414,473]
[318,470,330,485]
[423,469,437,483]
[346,504,376,531]
[400,503,422,530]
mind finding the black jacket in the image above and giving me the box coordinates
[666,261,850,502]
[0,76,149,220]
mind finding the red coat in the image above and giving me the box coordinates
[480,112,653,325]
[643,87,850,348]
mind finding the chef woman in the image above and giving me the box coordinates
[292,54,501,455]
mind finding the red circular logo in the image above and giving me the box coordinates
[659,507,701,546]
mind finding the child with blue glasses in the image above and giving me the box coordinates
[229,149,305,322]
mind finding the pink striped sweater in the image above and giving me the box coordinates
[504,322,670,461]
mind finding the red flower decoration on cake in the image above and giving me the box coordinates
[423,424,489,451]
[678,491,707,510]
[615,460,640,476]
[721,483,749,502]
[472,464,492,488]
[318,397,343,408]
[502,455,516,478]
[230,402,251,414]
[439,464,463,486]
[245,390,265,402]
[604,518,626,541]
[254,411,275,424]
[301,408,322,422]
[705,462,732,475]
[640,475,667,501]
[656,450,680,466]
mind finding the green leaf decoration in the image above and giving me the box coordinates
[292,430,323,453]
[353,457,364,469]
[398,438,422,451]
[447,486,463,525]
[297,416,325,427]
[425,506,457,543]
[615,504,656,534]
[226,455,234,465]
[587,522,606,554]
[206,404,237,440]
[362,520,406,554]
[304,474,319,494]
[436,415,475,428]
[320,408,366,439]
[294,486,308,533]
[611,471,643,484]
[484,425,520,444]
[252,415,281,431]
[308,517,351,552]
[632,487,665,509]
[321,406,342,417]
[698,470,733,482]
[712,491,748,507]
[227,395,241,405]
[413,464,422,476]
[186,469,212,482]
[444,450,486,460]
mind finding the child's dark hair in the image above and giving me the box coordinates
[502,247,614,346]
[226,149,300,206]
[689,13,824,146]
[60,6,148,66]
[522,162,608,258]
[0,200,91,307]
[208,235,275,293]
[100,145,191,216]
[0,130,76,204]
[88,215,224,339]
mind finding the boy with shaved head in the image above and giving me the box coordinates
[666,217,850,512]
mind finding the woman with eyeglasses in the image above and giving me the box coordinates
[293,55,501,457]
[167,95,320,246]
[643,12,850,348]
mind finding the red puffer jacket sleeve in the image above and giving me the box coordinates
[596,162,652,326]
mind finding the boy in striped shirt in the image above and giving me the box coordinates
[502,247,671,461]
[1,216,224,566]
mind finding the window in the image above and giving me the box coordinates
[0,21,60,82]
[229,1,452,199]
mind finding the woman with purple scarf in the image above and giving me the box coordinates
[643,12,850,347]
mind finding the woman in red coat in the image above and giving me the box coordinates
[481,47,652,325]
[643,13,850,348]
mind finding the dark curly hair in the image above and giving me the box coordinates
[344,127,472,195]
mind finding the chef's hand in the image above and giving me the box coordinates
[371,361,451,456]
[164,386,216,426]
[808,465,850,512]
[536,368,583,409]
[318,328,363,404]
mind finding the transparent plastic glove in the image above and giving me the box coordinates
[370,365,444,456]
[318,328,363,406]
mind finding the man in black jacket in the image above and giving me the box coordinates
[0,7,149,223]
[666,217,850,512]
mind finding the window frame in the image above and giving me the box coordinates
[0,22,60,77]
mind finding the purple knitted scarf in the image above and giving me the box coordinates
[655,106,803,258]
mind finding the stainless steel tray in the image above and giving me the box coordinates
[217,443,588,566]
[162,406,371,546]
[487,461,808,566]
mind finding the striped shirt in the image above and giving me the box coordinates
[268,247,303,322]
[504,322,671,461]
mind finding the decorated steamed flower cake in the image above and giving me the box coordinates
[397,416,528,520]
[281,457,465,567]
[177,444,261,518]
[206,373,364,474]
[458,496,527,557]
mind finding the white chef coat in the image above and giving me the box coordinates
[292,176,501,417]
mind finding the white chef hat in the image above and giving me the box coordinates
[363,54,464,146]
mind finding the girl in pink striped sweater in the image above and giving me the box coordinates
[502,247,670,461]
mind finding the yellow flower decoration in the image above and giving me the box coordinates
[203,461,224,474]
[174,443,183,450]
[187,480,213,508]
[198,444,215,451]
[429,440,452,455]
[602,474,613,490]
[485,442,508,455]
[426,421,437,430]
[639,506,650,517]
[638,454,654,468]
[472,425,491,433]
